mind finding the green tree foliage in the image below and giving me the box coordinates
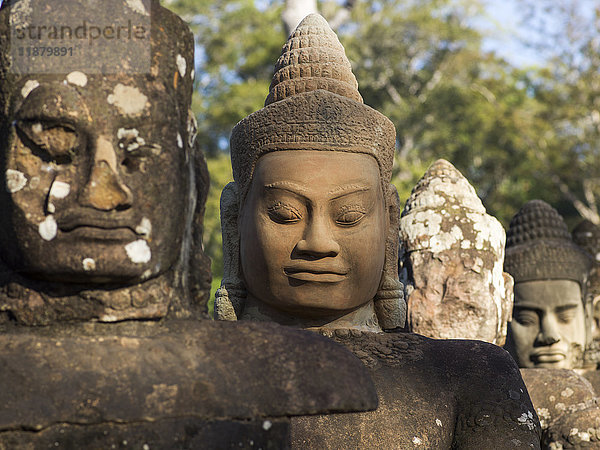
[514,1,600,226]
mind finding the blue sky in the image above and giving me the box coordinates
[476,0,542,67]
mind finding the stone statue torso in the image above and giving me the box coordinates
[292,330,541,449]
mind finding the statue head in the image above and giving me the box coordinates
[215,14,404,330]
[504,200,592,368]
[400,159,513,345]
[573,219,600,342]
[0,0,210,324]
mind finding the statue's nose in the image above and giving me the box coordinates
[79,136,133,211]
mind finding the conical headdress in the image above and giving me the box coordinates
[504,200,591,286]
[230,14,395,199]
[573,219,600,297]
[400,159,505,254]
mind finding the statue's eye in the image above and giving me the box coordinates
[17,120,78,164]
[268,202,302,224]
[336,205,366,226]
[556,308,577,324]
[514,309,538,326]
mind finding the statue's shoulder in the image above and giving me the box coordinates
[326,329,542,448]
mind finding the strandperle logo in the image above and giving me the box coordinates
[12,20,148,46]
[9,0,151,74]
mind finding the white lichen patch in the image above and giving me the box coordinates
[38,215,57,241]
[517,411,536,431]
[561,387,574,398]
[49,180,70,199]
[6,169,27,193]
[176,54,187,78]
[107,84,148,116]
[117,128,146,151]
[536,407,551,429]
[436,419,442,427]
[32,122,42,133]
[21,79,39,98]
[262,420,272,431]
[100,315,119,322]
[125,240,151,264]
[125,0,149,15]
[569,428,591,442]
[412,436,423,445]
[82,258,96,271]
[118,127,139,140]
[467,212,505,253]
[428,225,464,253]
[177,133,183,149]
[66,71,88,87]
[135,217,152,237]
[191,69,195,80]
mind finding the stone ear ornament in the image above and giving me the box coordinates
[214,182,246,321]
[374,184,406,330]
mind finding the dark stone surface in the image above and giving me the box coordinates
[584,369,600,394]
[0,418,290,450]
[292,330,541,449]
[0,320,377,428]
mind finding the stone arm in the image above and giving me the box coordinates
[443,340,542,449]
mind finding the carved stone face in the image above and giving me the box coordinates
[506,279,585,368]
[406,252,513,344]
[0,74,187,284]
[239,151,387,318]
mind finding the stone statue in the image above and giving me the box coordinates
[520,368,600,448]
[572,219,600,395]
[573,219,600,342]
[504,200,593,370]
[217,13,541,448]
[399,158,513,345]
[0,2,378,447]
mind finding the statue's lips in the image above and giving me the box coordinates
[531,351,566,364]
[56,215,137,239]
[284,266,348,283]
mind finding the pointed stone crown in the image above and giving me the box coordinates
[505,200,591,286]
[265,14,362,105]
[402,159,486,216]
[400,159,505,254]
[230,14,395,199]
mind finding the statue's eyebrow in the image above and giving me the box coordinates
[513,304,542,312]
[263,182,371,201]
[555,304,580,312]
[327,184,371,199]
[264,181,310,200]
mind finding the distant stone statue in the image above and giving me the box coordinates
[400,159,513,345]
[573,219,600,342]
[520,368,600,448]
[217,13,541,448]
[504,200,593,370]
[0,2,377,447]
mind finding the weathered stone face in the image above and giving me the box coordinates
[504,200,593,368]
[400,159,512,345]
[240,150,387,318]
[506,279,586,369]
[0,0,208,323]
[1,74,187,284]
